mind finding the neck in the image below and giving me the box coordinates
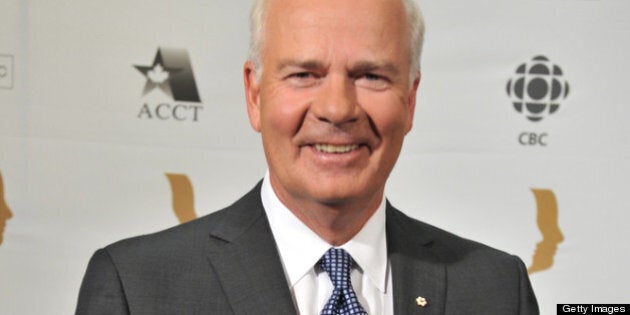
[270,180,383,246]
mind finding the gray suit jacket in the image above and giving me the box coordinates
[76,182,539,314]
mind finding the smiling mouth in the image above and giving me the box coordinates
[313,144,361,154]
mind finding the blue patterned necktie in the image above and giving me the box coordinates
[320,248,368,315]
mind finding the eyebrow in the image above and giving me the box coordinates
[276,59,325,73]
[348,61,400,78]
[276,59,400,77]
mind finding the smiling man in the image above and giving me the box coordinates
[244,0,418,249]
[76,0,539,314]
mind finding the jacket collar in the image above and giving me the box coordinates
[387,202,447,314]
[205,182,298,315]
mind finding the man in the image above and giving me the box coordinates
[76,0,539,314]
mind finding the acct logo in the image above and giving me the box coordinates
[506,55,570,122]
[133,47,203,122]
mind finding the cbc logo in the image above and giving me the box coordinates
[519,132,547,146]
[507,55,569,122]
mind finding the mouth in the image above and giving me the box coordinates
[313,143,361,154]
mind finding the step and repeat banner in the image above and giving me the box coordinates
[1,0,628,314]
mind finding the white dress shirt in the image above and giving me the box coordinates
[261,174,393,315]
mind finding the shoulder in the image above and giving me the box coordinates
[387,204,539,312]
[386,204,524,268]
[103,182,264,265]
[77,186,266,314]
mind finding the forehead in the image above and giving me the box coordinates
[262,0,410,61]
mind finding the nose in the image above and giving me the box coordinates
[311,74,360,126]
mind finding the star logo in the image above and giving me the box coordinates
[134,48,201,103]
[135,54,179,99]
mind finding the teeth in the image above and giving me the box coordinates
[314,144,360,153]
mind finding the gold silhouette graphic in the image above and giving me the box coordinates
[0,170,14,246]
[165,173,198,224]
[528,188,563,274]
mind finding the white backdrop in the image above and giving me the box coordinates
[1,1,629,314]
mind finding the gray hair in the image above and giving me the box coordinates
[247,0,425,82]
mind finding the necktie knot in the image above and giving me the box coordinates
[320,248,354,289]
[319,248,368,315]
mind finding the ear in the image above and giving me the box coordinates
[244,61,262,132]
[405,70,421,134]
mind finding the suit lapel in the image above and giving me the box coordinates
[205,183,297,315]
[203,187,448,314]
[387,204,447,314]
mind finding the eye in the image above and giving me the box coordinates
[293,72,312,79]
[286,71,319,87]
[363,73,381,81]
[355,73,390,90]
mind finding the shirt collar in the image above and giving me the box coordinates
[261,172,388,293]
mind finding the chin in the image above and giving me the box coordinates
[310,185,372,205]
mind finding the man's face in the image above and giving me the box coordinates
[245,0,419,211]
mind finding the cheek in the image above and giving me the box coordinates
[359,93,410,136]
[260,86,311,138]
